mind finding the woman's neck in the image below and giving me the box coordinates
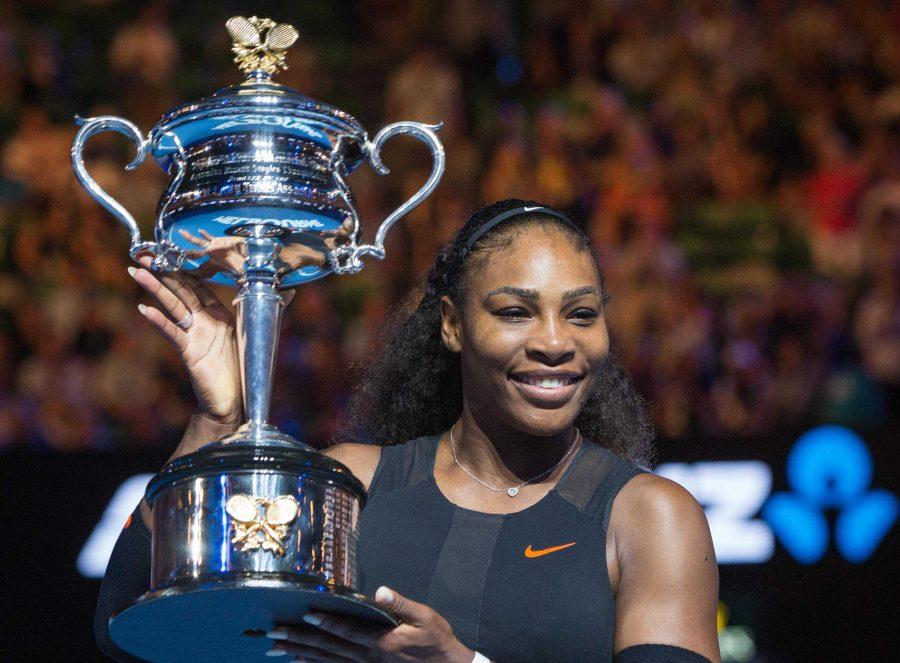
[448,404,580,486]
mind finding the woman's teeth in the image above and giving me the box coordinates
[519,376,576,388]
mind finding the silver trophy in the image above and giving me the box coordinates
[72,16,444,662]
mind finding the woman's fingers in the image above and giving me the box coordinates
[298,612,385,646]
[270,622,369,660]
[374,586,433,627]
[179,228,206,247]
[332,219,354,242]
[130,265,191,325]
[136,254,221,311]
[321,220,353,254]
[137,304,189,353]
[266,641,354,661]
[321,219,354,246]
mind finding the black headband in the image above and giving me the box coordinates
[434,206,579,296]
[459,206,578,259]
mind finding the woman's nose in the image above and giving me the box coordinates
[525,316,575,363]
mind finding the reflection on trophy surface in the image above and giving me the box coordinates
[71,14,445,662]
[176,224,349,279]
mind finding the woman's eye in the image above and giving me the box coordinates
[569,308,599,322]
[496,308,529,319]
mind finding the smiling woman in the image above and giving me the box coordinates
[305,198,721,661]
[339,198,656,467]
[95,199,719,662]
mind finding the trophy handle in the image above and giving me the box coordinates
[328,121,445,274]
[71,115,186,271]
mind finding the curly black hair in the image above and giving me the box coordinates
[338,198,657,469]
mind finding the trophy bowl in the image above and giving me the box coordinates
[72,16,445,662]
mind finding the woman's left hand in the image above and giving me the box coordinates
[266,586,475,662]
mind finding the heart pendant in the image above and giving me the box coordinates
[507,486,519,497]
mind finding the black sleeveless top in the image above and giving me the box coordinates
[357,435,644,662]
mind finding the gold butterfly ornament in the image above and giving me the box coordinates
[225,493,300,556]
[226,16,299,77]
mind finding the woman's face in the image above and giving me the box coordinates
[441,225,609,437]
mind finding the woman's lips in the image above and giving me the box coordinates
[509,374,583,406]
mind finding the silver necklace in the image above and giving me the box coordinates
[448,425,582,497]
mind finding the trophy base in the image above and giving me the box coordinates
[109,577,397,662]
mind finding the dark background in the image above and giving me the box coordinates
[0,1,897,661]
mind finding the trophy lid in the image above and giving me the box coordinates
[149,16,366,154]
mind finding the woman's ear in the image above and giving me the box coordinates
[440,295,462,353]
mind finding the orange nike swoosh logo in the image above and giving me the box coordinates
[524,542,576,558]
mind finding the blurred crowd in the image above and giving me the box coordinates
[0,0,897,451]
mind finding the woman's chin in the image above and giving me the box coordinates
[512,409,581,439]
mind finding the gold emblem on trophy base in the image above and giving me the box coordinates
[225,493,300,556]
[226,16,299,77]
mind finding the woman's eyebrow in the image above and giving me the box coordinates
[484,286,539,300]
[484,285,599,301]
[563,286,600,300]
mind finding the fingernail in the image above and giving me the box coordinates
[302,612,322,626]
[375,586,393,604]
[266,629,288,640]
[265,648,287,657]
[127,266,137,277]
[137,304,148,315]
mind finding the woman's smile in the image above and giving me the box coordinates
[509,371,585,406]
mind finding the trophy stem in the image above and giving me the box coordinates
[235,282,284,428]
[234,228,285,435]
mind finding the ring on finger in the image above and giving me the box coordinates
[175,311,193,331]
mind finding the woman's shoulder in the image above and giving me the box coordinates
[614,472,705,524]
[610,472,712,560]
[322,443,383,492]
